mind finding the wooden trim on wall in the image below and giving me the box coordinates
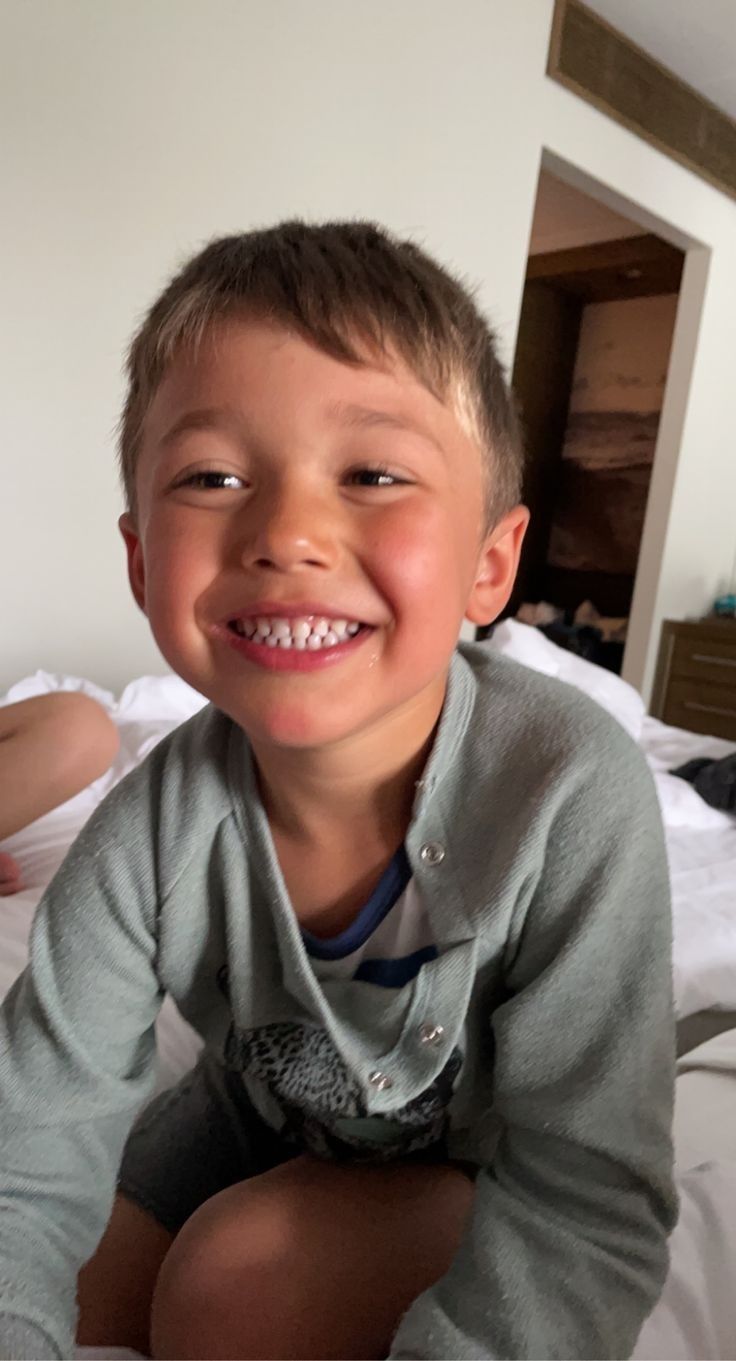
[548,0,736,203]
[649,619,676,719]
[527,234,680,281]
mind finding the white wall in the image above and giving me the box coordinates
[2,0,735,702]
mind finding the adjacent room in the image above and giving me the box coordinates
[502,168,685,675]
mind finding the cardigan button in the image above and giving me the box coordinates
[420,841,445,866]
[368,1070,393,1091]
[418,1022,445,1046]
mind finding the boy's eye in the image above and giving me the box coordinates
[346,467,404,488]
[177,471,245,491]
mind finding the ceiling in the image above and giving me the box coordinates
[529,172,641,254]
[582,0,736,121]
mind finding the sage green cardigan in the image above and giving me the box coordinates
[0,644,676,1359]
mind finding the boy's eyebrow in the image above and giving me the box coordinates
[158,408,239,447]
[326,401,444,453]
[157,402,445,453]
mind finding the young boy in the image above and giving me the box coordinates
[0,221,675,1360]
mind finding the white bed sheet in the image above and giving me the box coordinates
[632,1026,736,1360]
[640,715,736,1020]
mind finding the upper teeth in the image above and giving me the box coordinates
[231,616,362,649]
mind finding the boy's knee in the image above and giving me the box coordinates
[150,1183,288,1360]
[150,1159,476,1359]
[56,692,119,758]
[42,692,120,779]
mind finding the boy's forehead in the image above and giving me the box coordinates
[139,317,484,486]
[154,318,427,404]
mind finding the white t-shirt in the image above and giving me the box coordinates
[302,847,437,987]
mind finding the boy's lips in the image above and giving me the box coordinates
[226,600,368,623]
[213,602,376,672]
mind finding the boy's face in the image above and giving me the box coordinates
[121,319,527,752]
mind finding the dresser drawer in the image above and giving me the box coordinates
[664,677,736,741]
[671,633,736,687]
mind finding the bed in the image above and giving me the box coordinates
[1,624,736,1358]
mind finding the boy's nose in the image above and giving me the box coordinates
[239,485,340,573]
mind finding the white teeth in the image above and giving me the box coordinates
[232,613,365,650]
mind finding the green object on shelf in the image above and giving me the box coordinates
[713,594,736,617]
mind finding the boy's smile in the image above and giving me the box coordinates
[221,604,370,671]
[121,318,526,755]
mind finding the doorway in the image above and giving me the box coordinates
[492,168,685,675]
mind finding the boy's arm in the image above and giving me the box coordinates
[0,787,164,1360]
[391,729,676,1360]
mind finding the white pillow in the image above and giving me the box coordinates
[116,674,208,725]
[1,670,116,711]
[486,620,646,742]
[114,675,209,770]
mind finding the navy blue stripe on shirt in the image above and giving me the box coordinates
[302,846,412,961]
[353,945,438,988]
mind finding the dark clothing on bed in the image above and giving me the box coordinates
[672,753,736,812]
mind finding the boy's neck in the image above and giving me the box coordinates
[251,678,447,849]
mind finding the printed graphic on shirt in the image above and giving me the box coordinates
[220,847,461,1160]
[224,1018,463,1161]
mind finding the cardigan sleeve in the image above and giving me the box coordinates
[0,775,165,1360]
[390,723,676,1359]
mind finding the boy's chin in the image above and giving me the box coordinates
[221,697,362,753]
[225,686,433,756]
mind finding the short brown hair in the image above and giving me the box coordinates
[119,220,524,522]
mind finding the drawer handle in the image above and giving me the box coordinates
[684,700,736,720]
[692,652,736,669]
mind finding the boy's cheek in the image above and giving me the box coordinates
[373,515,478,605]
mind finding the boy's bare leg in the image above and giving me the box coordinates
[76,1194,173,1355]
[0,693,119,892]
[151,1155,475,1361]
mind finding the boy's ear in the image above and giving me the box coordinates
[118,513,147,614]
[464,505,529,627]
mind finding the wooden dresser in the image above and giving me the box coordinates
[650,618,736,740]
